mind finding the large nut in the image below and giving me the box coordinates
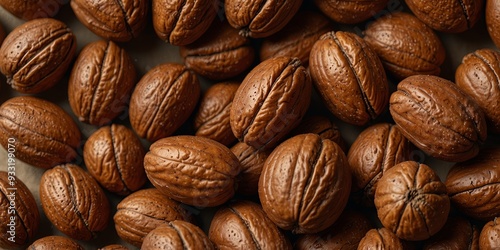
[27,236,84,250]
[487,0,500,48]
[0,0,66,20]
[313,0,389,24]
[142,221,214,250]
[479,217,500,250]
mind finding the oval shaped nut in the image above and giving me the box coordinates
[231,142,270,196]
[84,124,146,196]
[258,134,351,234]
[0,18,76,93]
[224,0,303,38]
[142,221,214,250]
[0,0,66,20]
[313,0,389,24]
[358,228,404,250]
[144,135,241,207]
[153,0,218,46]
[230,56,312,150]
[0,96,81,169]
[487,0,500,48]
[40,164,110,241]
[129,63,200,142]
[180,21,255,80]
[309,31,389,126]
[194,82,240,146]
[479,217,500,249]
[0,172,39,249]
[113,188,194,248]
[68,40,137,126]
[289,115,348,153]
[456,48,500,134]
[363,12,446,80]
[27,236,84,250]
[209,200,292,249]
[390,75,487,162]
[70,0,148,42]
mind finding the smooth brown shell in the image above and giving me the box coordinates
[0,18,76,93]
[27,236,84,250]
[390,75,487,162]
[487,0,500,48]
[258,133,351,234]
[0,96,81,169]
[422,216,480,250]
[479,217,500,250]
[230,142,270,196]
[357,228,404,250]
[0,0,66,20]
[289,115,347,153]
[39,164,110,241]
[313,0,389,24]
[142,221,214,250]
[309,31,389,126]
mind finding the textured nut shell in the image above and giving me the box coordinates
[142,221,214,250]
[456,48,500,134]
[209,200,291,249]
[70,0,148,42]
[194,82,240,146]
[487,0,500,48]
[144,135,241,207]
[258,134,351,234]
[0,0,65,20]
[363,12,446,80]
[0,172,39,248]
[357,228,404,250]
[289,115,347,153]
[40,164,110,241]
[113,188,194,247]
[422,216,480,250]
[27,236,84,250]
[445,147,500,220]
[224,0,303,38]
[68,40,137,126]
[231,142,270,196]
[129,63,200,142]
[406,0,484,33]
[374,161,450,241]
[0,96,81,169]
[479,217,500,249]
[98,244,129,250]
[180,21,255,80]
[390,75,487,162]
[0,18,76,93]
[313,0,389,24]
[152,0,217,45]
[230,57,312,150]
[310,31,389,126]
[84,124,146,195]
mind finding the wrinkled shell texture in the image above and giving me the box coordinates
[224,0,303,38]
[357,228,404,250]
[129,63,200,142]
[84,124,146,195]
[230,56,312,150]
[363,12,446,80]
[405,0,484,33]
[230,142,270,196]
[68,40,137,126]
[310,31,389,126]
[70,0,148,42]
[422,216,479,249]
[0,18,76,93]
[390,75,487,162]
[456,48,500,134]
[290,115,347,153]
[445,147,500,220]
[27,236,84,250]
[0,96,81,169]
[258,133,351,234]
[487,0,500,48]
[374,161,450,241]
[142,221,214,250]
[0,0,64,20]
[313,0,389,24]
[152,0,217,45]
[39,164,110,241]
[0,172,39,248]
[144,135,241,207]
[479,217,500,249]
[113,188,194,247]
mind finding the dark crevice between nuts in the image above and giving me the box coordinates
[64,166,94,238]
[110,125,130,194]
[457,0,471,29]
[168,222,189,250]
[89,41,110,124]
[228,206,262,250]
[466,220,475,249]
[171,0,188,42]
[114,0,134,38]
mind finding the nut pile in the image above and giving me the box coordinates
[0,0,499,249]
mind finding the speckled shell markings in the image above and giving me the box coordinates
[142,220,214,250]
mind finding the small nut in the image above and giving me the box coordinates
[142,220,214,250]
[479,217,500,250]
[358,228,404,250]
[27,236,84,250]
[0,0,66,20]
[313,0,389,24]
[289,115,347,153]
[230,141,270,196]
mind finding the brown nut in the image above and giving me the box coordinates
[208,200,291,249]
[70,0,148,42]
[479,217,500,250]
[113,188,194,247]
[357,228,404,250]
[129,63,200,142]
[289,115,347,153]
[258,133,351,234]
[313,0,389,24]
[152,0,218,46]
[0,96,81,169]
[309,31,389,126]
[455,48,500,134]
[405,0,484,33]
[40,164,110,241]
[445,147,500,220]
[389,75,487,162]
[97,244,129,250]
[363,12,446,80]
[68,40,137,126]
[0,18,76,93]
[374,161,450,241]
[422,216,480,250]
[84,124,146,196]
[224,0,303,38]
[230,142,270,196]
[180,20,255,80]
[142,220,214,250]
[0,172,39,249]
[27,236,84,250]
[144,135,241,207]
[230,56,312,150]
[0,0,66,20]
[487,0,500,48]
